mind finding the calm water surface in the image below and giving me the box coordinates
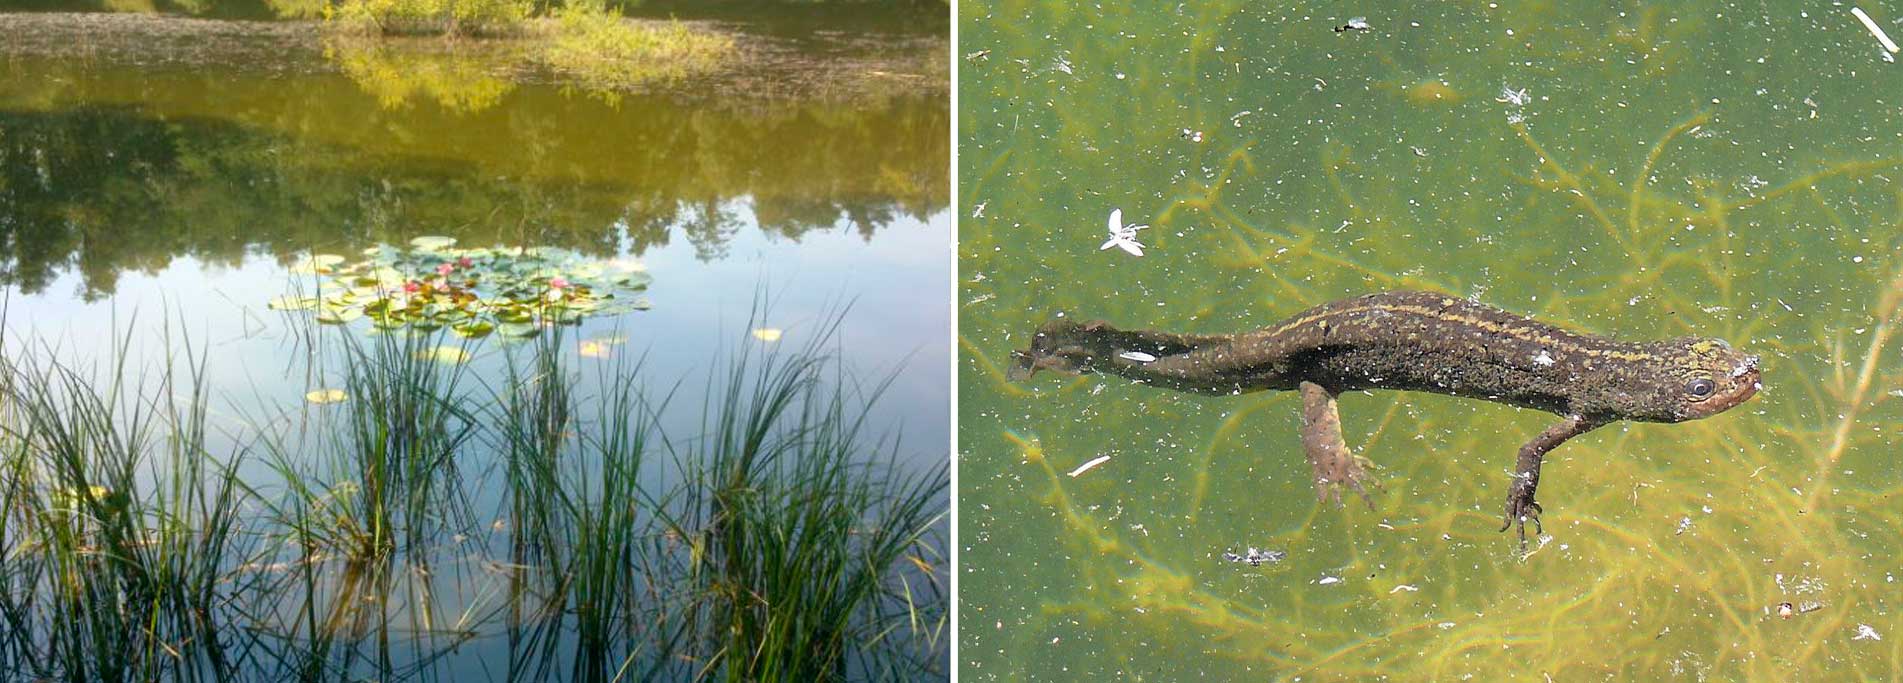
[961,2,1902,680]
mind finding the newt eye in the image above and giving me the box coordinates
[1686,378,1716,400]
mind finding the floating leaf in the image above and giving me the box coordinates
[618,272,654,289]
[452,321,495,339]
[417,346,471,365]
[269,295,318,311]
[316,307,363,325]
[410,236,458,250]
[752,328,784,342]
[305,389,348,404]
[578,340,612,358]
[290,253,346,275]
[498,322,541,339]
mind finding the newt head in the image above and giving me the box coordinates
[1659,337,1761,422]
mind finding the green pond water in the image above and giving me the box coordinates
[960,1,1903,680]
[1,10,948,679]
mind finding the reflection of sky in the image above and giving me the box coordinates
[3,202,949,473]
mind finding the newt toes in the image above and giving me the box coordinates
[1014,291,1763,550]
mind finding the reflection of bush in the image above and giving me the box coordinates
[325,36,516,111]
[319,8,737,111]
[0,88,946,298]
[327,0,533,37]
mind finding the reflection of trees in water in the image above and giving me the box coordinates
[0,92,946,298]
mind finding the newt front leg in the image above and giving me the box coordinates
[1501,414,1607,550]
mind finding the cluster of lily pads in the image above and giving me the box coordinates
[270,236,652,340]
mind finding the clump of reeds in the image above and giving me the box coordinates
[0,328,264,682]
[0,303,946,679]
[657,315,949,680]
[247,325,485,678]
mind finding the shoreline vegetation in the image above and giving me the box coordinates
[321,0,738,91]
[0,308,948,679]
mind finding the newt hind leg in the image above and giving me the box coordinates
[1298,381,1377,508]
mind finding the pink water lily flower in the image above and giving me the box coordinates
[402,280,422,294]
[457,256,474,268]
[549,276,569,289]
[436,263,454,276]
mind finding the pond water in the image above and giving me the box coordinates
[1,9,948,680]
[960,2,1903,680]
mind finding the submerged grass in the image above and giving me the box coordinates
[0,304,946,679]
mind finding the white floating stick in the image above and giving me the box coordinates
[1853,7,1900,54]
[1066,455,1112,477]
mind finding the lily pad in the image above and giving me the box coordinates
[578,340,612,358]
[291,253,347,275]
[269,295,319,311]
[305,389,349,404]
[417,346,471,365]
[316,307,364,325]
[498,322,541,339]
[618,272,654,289]
[276,240,655,335]
[452,321,495,339]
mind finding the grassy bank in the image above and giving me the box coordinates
[314,0,737,94]
[0,312,946,680]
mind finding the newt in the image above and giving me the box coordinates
[1010,290,1762,549]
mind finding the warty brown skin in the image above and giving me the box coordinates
[1011,290,1763,550]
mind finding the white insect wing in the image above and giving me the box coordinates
[1099,208,1148,256]
[1118,351,1158,363]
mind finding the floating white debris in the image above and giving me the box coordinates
[1317,575,1343,585]
[1119,351,1159,363]
[1496,85,1530,107]
[1066,455,1112,477]
[1389,584,1420,593]
[1099,208,1148,257]
[1533,350,1555,367]
[1223,547,1286,566]
[1852,7,1901,53]
[1854,623,1883,641]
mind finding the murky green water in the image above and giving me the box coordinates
[1,11,947,679]
[960,2,1903,679]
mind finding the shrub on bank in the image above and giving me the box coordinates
[326,0,533,36]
